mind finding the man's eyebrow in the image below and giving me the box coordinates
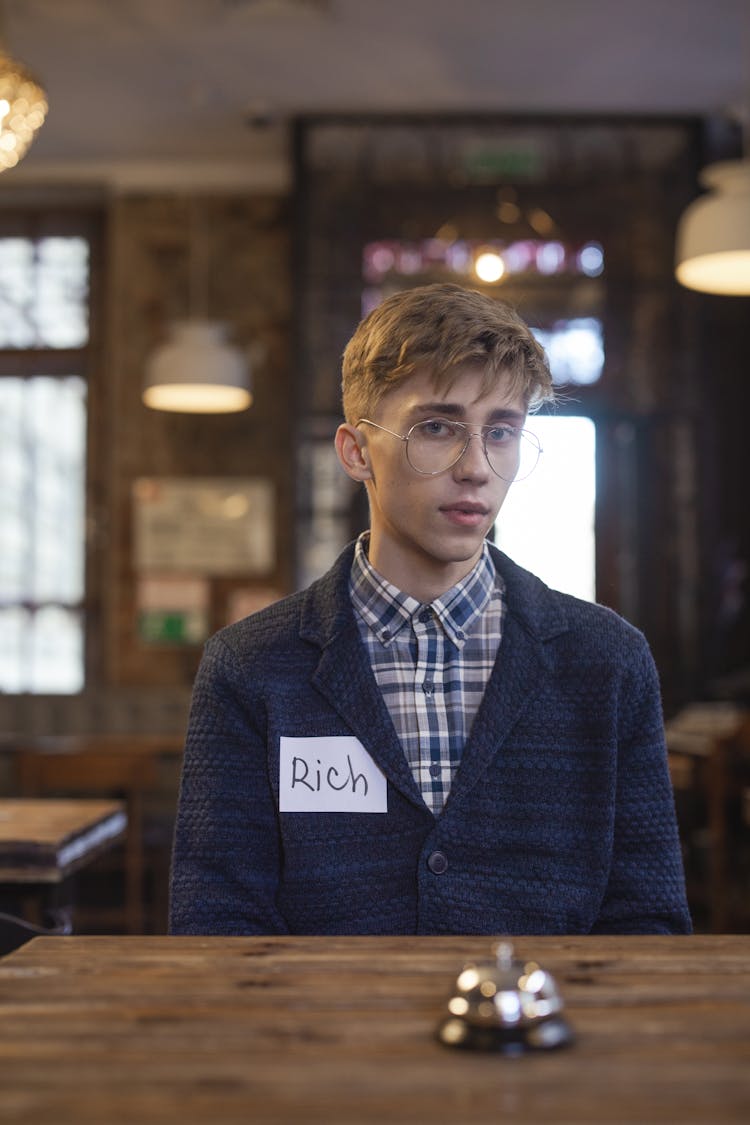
[410,402,526,424]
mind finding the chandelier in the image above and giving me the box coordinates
[0,48,47,172]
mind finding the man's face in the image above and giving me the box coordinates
[350,364,526,600]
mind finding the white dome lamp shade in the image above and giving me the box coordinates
[675,159,750,296]
[142,320,252,414]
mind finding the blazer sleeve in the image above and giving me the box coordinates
[591,636,692,934]
[169,634,289,935]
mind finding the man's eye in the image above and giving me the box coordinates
[420,419,457,438]
[486,425,516,444]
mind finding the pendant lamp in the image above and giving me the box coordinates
[675,159,750,296]
[142,199,253,414]
[142,320,252,413]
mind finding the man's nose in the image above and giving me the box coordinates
[452,432,490,479]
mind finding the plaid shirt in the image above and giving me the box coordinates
[350,532,506,814]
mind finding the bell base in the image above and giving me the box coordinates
[437,1015,574,1053]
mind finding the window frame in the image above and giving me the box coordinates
[0,204,105,695]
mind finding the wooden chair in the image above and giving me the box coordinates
[15,748,162,935]
[667,705,750,932]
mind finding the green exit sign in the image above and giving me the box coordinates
[461,143,545,182]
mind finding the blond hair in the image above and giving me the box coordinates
[341,283,554,423]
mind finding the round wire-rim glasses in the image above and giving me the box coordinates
[356,417,542,482]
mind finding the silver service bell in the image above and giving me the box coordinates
[437,941,574,1053]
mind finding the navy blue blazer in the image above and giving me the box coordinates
[170,543,691,935]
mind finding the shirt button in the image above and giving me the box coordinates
[422,680,433,694]
[419,609,432,623]
[429,763,441,778]
[427,850,448,875]
[381,629,391,642]
[456,629,465,641]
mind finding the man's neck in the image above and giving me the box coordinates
[366,537,484,604]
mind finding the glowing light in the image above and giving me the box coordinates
[370,246,394,274]
[457,967,480,991]
[447,996,469,1016]
[496,991,522,1024]
[440,1018,467,1044]
[676,160,750,295]
[0,52,47,172]
[536,241,566,274]
[474,249,505,283]
[579,242,604,277]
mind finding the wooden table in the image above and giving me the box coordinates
[0,935,747,1124]
[0,799,127,883]
[0,799,126,932]
[1,734,182,933]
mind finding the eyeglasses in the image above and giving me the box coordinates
[356,417,542,481]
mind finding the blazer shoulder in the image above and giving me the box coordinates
[491,544,650,657]
[207,587,308,660]
[204,541,358,661]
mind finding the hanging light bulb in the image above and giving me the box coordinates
[142,320,252,414]
[675,159,750,295]
[0,42,47,172]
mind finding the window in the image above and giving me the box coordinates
[0,228,92,693]
[532,318,604,387]
[494,416,597,602]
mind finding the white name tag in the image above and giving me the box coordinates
[279,736,388,813]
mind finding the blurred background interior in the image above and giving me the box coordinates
[0,0,748,937]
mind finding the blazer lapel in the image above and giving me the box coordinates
[445,611,545,808]
[444,547,568,810]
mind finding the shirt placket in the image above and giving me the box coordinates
[412,607,448,813]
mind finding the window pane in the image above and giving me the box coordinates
[0,376,86,692]
[494,416,596,602]
[0,605,85,694]
[30,606,85,693]
[532,318,604,386]
[0,235,89,348]
[0,607,28,693]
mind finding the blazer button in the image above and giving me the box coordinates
[427,850,448,875]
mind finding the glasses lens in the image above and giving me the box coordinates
[487,428,541,482]
[406,419,468,473]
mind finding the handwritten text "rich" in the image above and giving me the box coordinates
[291,754,369,797]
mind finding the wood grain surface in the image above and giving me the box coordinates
[0,934,748,1123]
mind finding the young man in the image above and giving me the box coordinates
[170,283,691,936]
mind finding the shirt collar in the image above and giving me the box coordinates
[350,531,496,649]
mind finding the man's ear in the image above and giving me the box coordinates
[335,423,373,482]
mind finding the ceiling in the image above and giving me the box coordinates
[2,0,748,190]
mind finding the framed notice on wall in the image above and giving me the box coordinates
[133,477,275,576]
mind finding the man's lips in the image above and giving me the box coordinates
[439,501,490,525]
